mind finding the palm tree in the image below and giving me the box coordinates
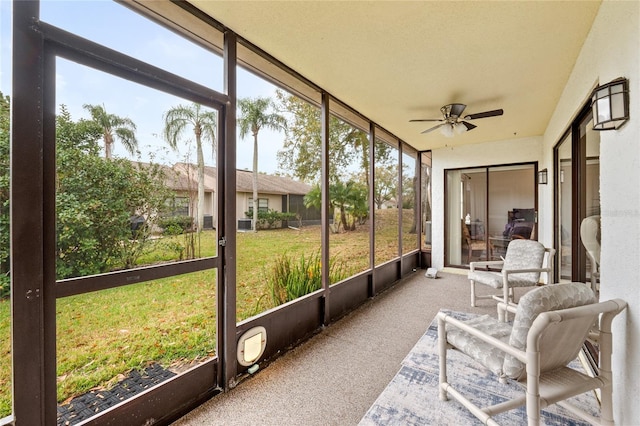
[163,103,217,232]
[237,97,286,231]
[304,180,367,233]
[82,104,138,159]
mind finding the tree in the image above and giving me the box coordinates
[1,97,172,289]
[237,97,286,232]
[304,180,367,233]
[82,103,138,159]
[373,141,397,209]
[276,90,374,232]
[163,103,217,232]
[374,165,397,209]
[275,89,368,184]
[56,107,172,279]
[402,163,418,234]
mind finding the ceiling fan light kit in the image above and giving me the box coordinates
[410,103,503,136]
[440,122,469,138]
[440,123,454,138]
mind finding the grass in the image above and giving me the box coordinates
[0,210,418,416]
[56,270,217,403]
[0,299,9,416]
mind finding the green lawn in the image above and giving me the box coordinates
[0,210,417,416]
[0,299,9,415]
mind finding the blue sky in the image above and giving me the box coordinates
[0,0,284,172]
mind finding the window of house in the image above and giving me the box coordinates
[248,197,269,213]
[167,196,190,217]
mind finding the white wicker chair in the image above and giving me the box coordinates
[437,282,627,426]
[468,239,555,311]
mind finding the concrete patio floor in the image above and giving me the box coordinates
[172,269,500,426]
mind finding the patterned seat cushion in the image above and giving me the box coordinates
[467,270,503,288]
[446,315,513,376]
[468,270,544,289]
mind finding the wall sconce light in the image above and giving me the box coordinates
[592,77,630,130]
[538,169,548,185]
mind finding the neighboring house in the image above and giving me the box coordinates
[165,162,217,229]
[165,163,317,230]
[235,169,317,229]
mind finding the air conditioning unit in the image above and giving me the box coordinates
[238,218,252,230]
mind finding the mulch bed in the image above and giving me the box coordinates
[57,363,176,426]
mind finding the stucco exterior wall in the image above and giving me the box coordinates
[540,1,640,422]
[236,192,284,222]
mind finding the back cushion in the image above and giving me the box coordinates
[503,282,596,379]
[502,239,546,285]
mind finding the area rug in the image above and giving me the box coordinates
[359,310,599,425]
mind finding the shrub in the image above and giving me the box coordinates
[244,209,297,230]
[159,216,194,235]
[53,108,174,278]
[265,251,348,306]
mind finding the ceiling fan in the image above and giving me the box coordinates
[410,103,503,137]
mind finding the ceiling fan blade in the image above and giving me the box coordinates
[464,109,504,120]
[448,103,467,118]
[421,123,445,134]
[409,118,444,122]
[461,121,477,131]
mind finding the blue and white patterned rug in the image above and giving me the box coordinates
[360,310,599,425]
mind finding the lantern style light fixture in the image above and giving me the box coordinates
[538,168,548,185]
[592,77,630,130]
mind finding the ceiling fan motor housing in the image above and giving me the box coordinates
[410,103,503,135]
[443,103,467,118]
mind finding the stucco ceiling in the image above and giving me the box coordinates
[189,0,601,151]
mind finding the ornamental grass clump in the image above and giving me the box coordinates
[266,251,348,306]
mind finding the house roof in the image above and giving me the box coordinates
[235,168,312,195]
[167,162,311,195]
[170,162,218,192]
[190,1,602,152]
[133,162,195,192]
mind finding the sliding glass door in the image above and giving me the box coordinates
[557,132,573,281]
[446,163,536,267]
[554,104,600,283]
